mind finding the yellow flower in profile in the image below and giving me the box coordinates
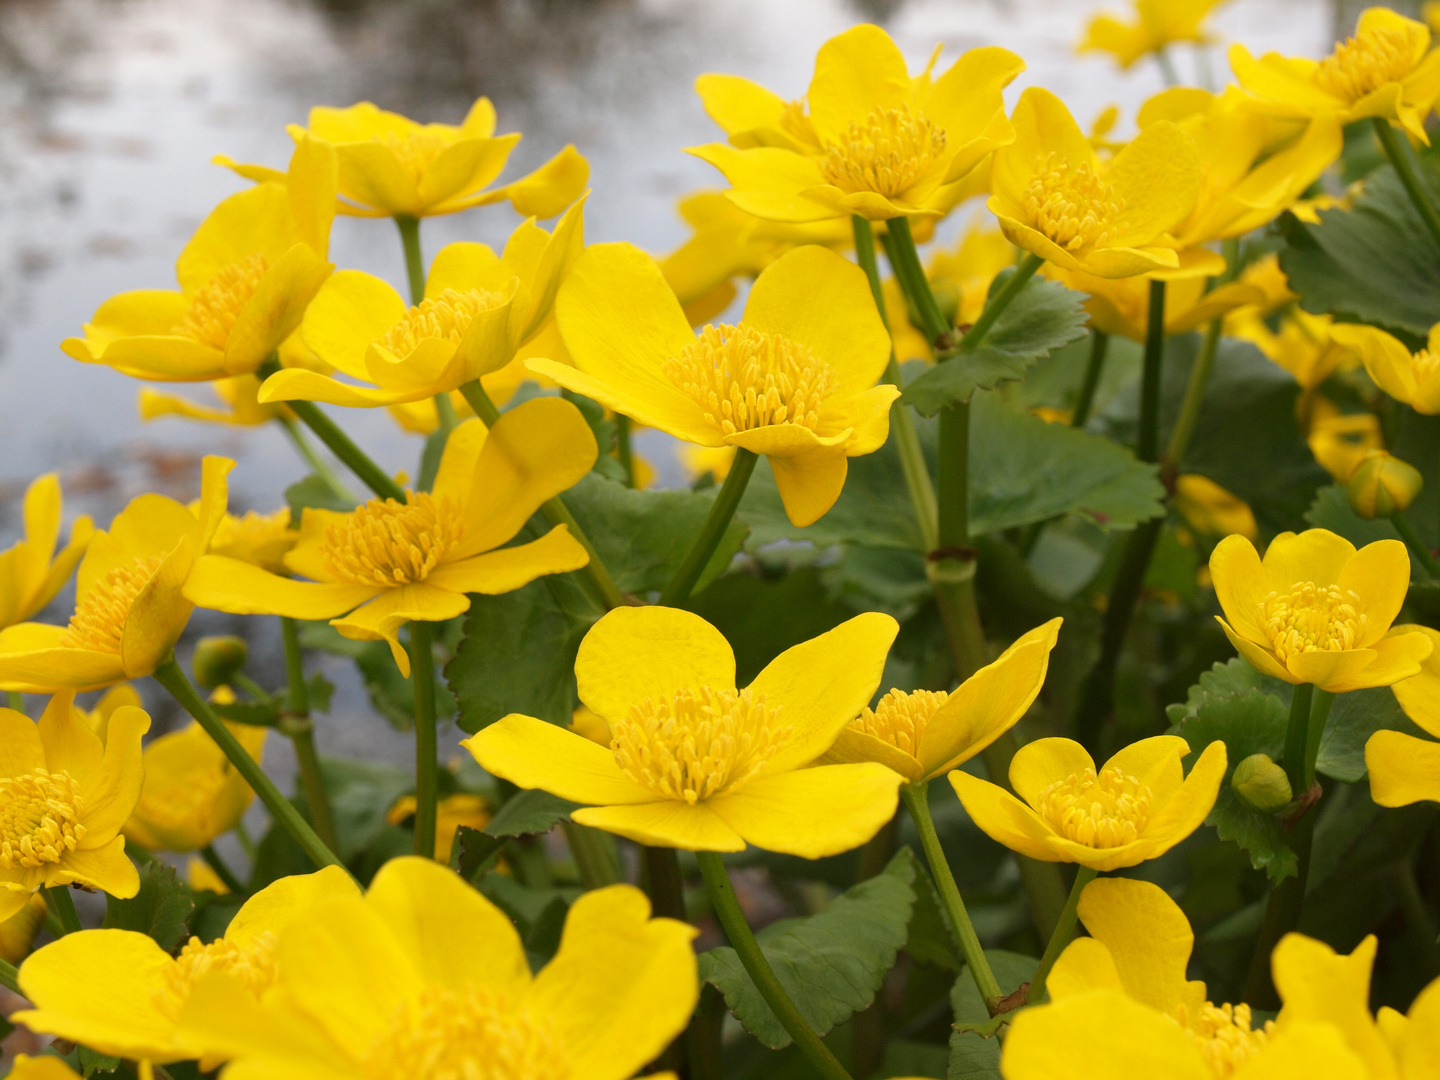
[122,720,266,853]
[540,242,898,527]
[1080,0,1229,69]
[387,791,491,864]
[1174,474,1258,541]
[261,201,585,409]
[0,457,233,693]
[174,858,698,1080]
[1058,267,1264,343]
[688,24,1023,222]
[1230,7,1440,143]
[207,507,297,576]
[61,139,336,383]
[1306,403,1383,484]
[819,618,1062,783]
[1209,529,1431,692]
[14,866,356,1067]
[465,606,905,857]
[139,374,284,428]
[1367,624,1440,807]
[0,893,47,963]
[0,691,151,921]
[988,88,1201,278]
[0,474,93,632]
[184,403,593,675]
[1232,308,1359,393]
[1331,321,1440,415]
[950,735,1226,871]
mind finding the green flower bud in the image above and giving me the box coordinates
[1231,753,1292,814]
[193,635,249,689]
[1347,449,1422,519]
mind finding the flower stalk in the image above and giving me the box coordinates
[1372,118,1440,251]
[1071,330,1110,429]
[281,615,338,852]
[408,621,439,860]
[658,448,758,606]
[46,886,82,935]
[1025,865,1099,1005]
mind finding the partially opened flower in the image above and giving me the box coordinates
[0,474,93,632]
[465,606,905,857]
[173,858,697,1080]
[0,457,233,693]
[1079,0,1229,70]
[1306,403,1383,484]
[139,375,284,428]
[950,735,1226,871]
[1330,321,1440,415]
[184,403,594,675]
[1367,624,1440,807]
[540,242,898,526]
[819,618,1061,784]
[13,866,357,1067]
[1209,529,1431,692]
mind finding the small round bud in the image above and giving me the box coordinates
[1347,449,1422,519]
[1231,753,1293,814]
[193,635,249,689]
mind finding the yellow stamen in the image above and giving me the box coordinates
[210,509,295,574]
[1257,581,1367,664]
[610,686,790,804]
[779,100,822,151]
[821,104,947,198]
[1411,348,1440,383]
[0,769,85,870]
[1035,766,1152,848]
[1175,1001,1274,1078]
[60,555,165,653]
[154,933,279,1021]
[1023,153,1125,251]
[850,688,949,758]
[378,128,454,185]
[174,252,271,350]
[379,288,508,357]
[321,493,463,587]
[1316,26,1417,104]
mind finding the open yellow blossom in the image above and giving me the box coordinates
[0,457,233,693]
[139,375,284,428]
[540,242,897,527]
[1366,624,1440,807]
[887,221,1016,363]
[62,139,336,383]
[1209,529,1431,692]
[387,791,491,864]
[0,690,150,922]
[819,618,1062,784]
[465,606,905,857]
[208,508,297,576]
[1233,308,1358,393]
[1230,8,1440,144]
[122,720,266,853]
[183,402,593,676]
[1080,0,1229,70]
[688,24,1023,222]
[1058,267,1264,343]
[988,88,1201,279]
[1306,403,1384,484]
[0,474,93,632]
[950,735,1226,871]
[14,866,356,1067]
[1331,321,1440,415]
[1174,474,1258,541]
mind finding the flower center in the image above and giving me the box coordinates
[378,128,453,185]
[379,288,508,357]
[1257,581,1367,663]
[321,493,463,588]
[174,252,271,350]
[0,769,85,871]
[1035,766,1152,848]
[1175,1001,1274,1078]
[60,555,165,653]
[362,984,571,1080]
[154,933,279,1021]
[1023,153,1125,251]
[663,323,835,438]
[210,509,296,575]
[1315,26,1416,103]
[821,105,947,198]
[850,688,949,757]
[609,686,790,804]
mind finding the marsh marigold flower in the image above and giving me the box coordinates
[950,735,1226,871]
[1331,320,1440,415]
[0,474,93,633]
[1366,624,1440,808]
[1174,474,1258,541]
[1209,528,1431,692]
[1059,267,1264,343]
[184,403,593,675]
[466,606,905,857]
[172,858,698,1080]
[206,507,298,577]
[387,791,492,864]
[1080,0,1229,70]
[689,24,1023,222]
[540,242,898,527]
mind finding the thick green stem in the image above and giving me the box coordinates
[1373,118,1440,251]
[614,415,635,487]
[153,656,350,877]
[280,617,338,852]
[46,886,82,935]
[1071,331,1110,429]
[1025,866,1098,1005]
[900,783,1001,1009]
[200,844,247,895]
[886,216,950,342]
[277,417,356,502]
[1281,683,1316,794]
[658,448,758,606]
[1155,47,1181,87]
[434,392,460,438]
[395,215,426,304]
[696,851,854,1080]
[0,956,18,994]
[5,691,22,712]
[1392,513,1440,579]
[1163,315,1222,469]
[643,845,686,921]
[409,622,439,860]
[1137,280,1166,464]
[937,404,971,554]
[560,821,622,888]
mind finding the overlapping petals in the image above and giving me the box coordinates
[1079,0,1228,70]
[0,474,93,632]
[1330,321,1440,415]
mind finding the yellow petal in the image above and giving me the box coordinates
[1331,323,1422,407]
[335,141,421,216]
[461,713,657,806]
[1105,121,1201,249]
[53,835,140,896]
[9,1056,84,1080]
[707,763,902,858]
[1365,729,1440,807]
[1286,647,1379,691]
[806,24,910,145]
[226,865,359,948]
[572,800,745,852]
[1074,877,1201,1017]
[1047,936,1124,1001]
[223,243,333,377]
[486,143,589,219]
[694,73,787,137]
[1234,1023,1370,1080]
[118,539,194,681]
[687,144,835,224]
[1009,737,1096,808]
[1388,625,1440,738]
[1002,990,1212,1080]
[1216,616,1298,684]
[923,46,1025,163]
[176,184,294,293]
[1272,933,1392,1077]
[184,556,379,619]
[1338,539,1411,646]
[742,438,850,527]
[174,978,352,1080]
[0,706,44,777]
[1105,735,1190,807]
[0,624,128,693]
[301,270,407,381]
[331,584,471,677]
[427,527,588,595]
[1321,631,1431,694]
[417,134,518,209]
[992,88,1096,212]
[817,726,924,782]
[1137,740,1226,858]
[1262,528,1356,592]
[1209,533,1271,645]
[948,769,1065,862]
[37,690,103,791]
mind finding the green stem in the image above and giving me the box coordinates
[280,616,338,852]
[395,215,426,304]
[235,817,256,859]
[1281,682,1316,795]
[0,956,18,994]
[409,621,439,860]
[560,821,622,888]
[152,656,350,878]
[614,415,635,487]
[231,672,270,704]
[200,844,247,895]
[886,216,949,342]
[900,783,1001,1009]
[277,416,356,503]
[1025,866,1098,1005]
[1071,331,1109,429]
[1155,47,1181,87]
[1373,118,1440,251]
[1137,280,1166,464]
[696,851,854,1080]
[658,448,758,606]
[5,690,22,712]
[1163,315,1222,469]
[46,886,82,935]
[960,253,1045,354]
[1392,513,1440,579]
[434,392,459,437]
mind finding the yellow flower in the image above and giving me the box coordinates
[949,734,1226,871]
[819,618,1062,783]
[172,858,698,1080]
[1347,450,1424,519]
[1306,403,1383,484]
[886,220,1017,362]
[1232,308,1359,392]
[1367,624,1440,807]
[1079,0,1229,69]
[183,403,593,675]
[0,457,233,693]
[187,856,230,894]
[8,1057,83,1080]
[464,606,905,857]
[139,374,284,428]
[0,474,93,632]
[207,507,297,576]
[387,791,491,864]
[122,720,267,853]
[13,866,357,1066]
[1230,7,1440,144]
[539,242,897,527]
[0,893,47,963]
[1231,253,1299,316]
[988,88,1201,279]
[0,690,150,921]
[61,139,336,383]
[1209,529,1431,692]
[1058,267,1264,343]
[261,201,585,409]
[1331,320,1440,414]
[688,24,1023,222]
[1174,474,1258,540]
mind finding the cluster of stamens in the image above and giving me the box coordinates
[1315,26,1417,103]
[154,933,280,1020]
[849,688,948,757]
[820,105,946,198]
[211,509,295,574]
[1257,581,1366,664]
[379,288,507,357]
[1023,153,1124,251]
[60,555,164,653]
[1175,1001,1274,1078]
[0,769,85,870]
[378,128,454,185]
[321,493,463,587]
[1034,766,1152,848]
[174,252,271,350]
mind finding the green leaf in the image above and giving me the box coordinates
[285,474,356,516]
[900,275,1089,415]
[904,857,959,972]
[321,757,415,861]
[102,860,193,951]
[699,848,918,1050]
[454,824,506,882]
[948,951,1039,1080]
[880,1040,950,1079]
[77,1045,122,1077]
[485,789,579,837]
[1316,687,1428,783]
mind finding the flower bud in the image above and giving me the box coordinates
[1231,753,1292,814]
[1347,449,1422,519]
[192,635,249,689]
